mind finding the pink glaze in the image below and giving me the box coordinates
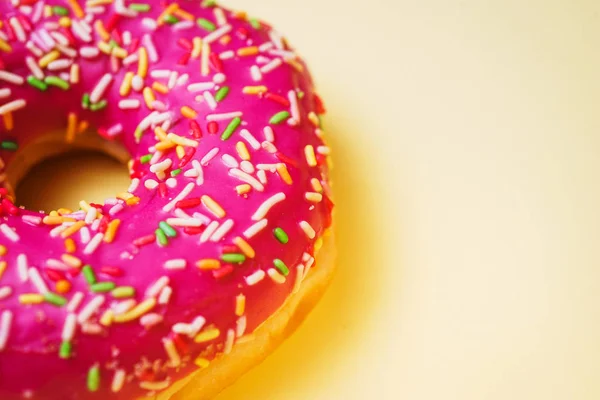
[0,1,332,398]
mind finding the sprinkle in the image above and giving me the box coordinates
[143,87,156,109]
[197,18,216,31]
[273,227,289,244]
[269,111,290,125]
[156,228,168,246]
[235,294,245,316]
[146,276,169,297]
[242,85,267,95]
[203,24,232,44]
[19,293,45,304]
[87,364,101,392]
[276,163,293,185]
[0,100,26,116]
[0,310,13,351]
[45,291,68,306]
[194,327,220,343]
[113,298,156,323]
[196,259,220,270]
[111,369,126,393]
[163,338,181,367]
[27,75,48,91]
[252,193,285,221]
[111,286,135,298]
[224,329,235,354]
[268,268,286,284]
[83,233,104,255]
[221,253,245,264]
[201,195,226,218]
[245,270,265,286]
[137,47,148,78]
[163,182,195,212]
[215,86,230,102]
[77,295,105,324]
[17,254,28,282]
[243,219,268,238]
[200,221,219,243]
[206,111,243,121]
[250,65,262,81]
[233,237,255,259]
[299,221,316,239]
[273,259,290,276]
[164,259,187,270]
[104,219,121,243]
[44,76,70,90]
[260,58,283,74]
[195,357,210,368]
[236,315,247,338]
[305,192,324,203]
[221,116,241,140]
[0,287,12,301]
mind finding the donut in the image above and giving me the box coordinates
[0,1,334,399]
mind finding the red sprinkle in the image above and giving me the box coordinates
[314,93,326,114]
[45,269,66,282]
[189,120,202,138]
[177,38,193,50]
[183,226,204,235]
[212,264,234,280]
[98,215,110,233]
[275,152,299,168]
[177,52,190,65]
[209,53,223,72]
[133,234,155,247]
[179,147,196,168]
[105,13,121,33]
[264,92,290,107]
[158,182,168,198]
[99,266,124,277]
[172,334,189,354]
[221,244,238,254]
[207,121,218,135]
[175,198,201,209]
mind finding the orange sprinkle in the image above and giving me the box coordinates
[152,81,169,94]
[66,112,77,143]
[94,19,110,41]
[180,106,198,119]
[219,35,231,45]
[55,280,72,294]
[276,163,293,185]
[126,197,140,206]
[304,145,317,167]
[157,3,179,26]
[154,141,176,151]
[65,238,76,253]
[57,208,72,215]
[67,0,85,18]
[61,253,82,268]
[235,141,250,161]
[235,294,245,316]
[0,245,7,256]
[116,192,133,201]
[196,259,220,270]
[2,112,13,131]
[60,220,86,238]
[70,63,79,84]
[235,184,251,195]
[237,46,259,57]
[78,120,89,134]
[104,219,121,243]
[166,133,198,147]
[194,357,210,368]
[233,237,255,259]
[0,261,7,280]
[310,178,323,193]
[174,8,194,21]
[43,216,71,225]
[201,195,226,218]
[100,309,114,326]
[242,86,267,95]
[119,72,134,96]
[138,47,149,78]
[0,38,13,53]
[19,294,45,305]
[143,87,156,109]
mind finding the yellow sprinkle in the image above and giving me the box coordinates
[237,46,259,57]
[196,259,220,270]
[43,216,69,225]
[154,126,168,141]
[111,46,128,59]
[235,141,250,161]
[268,268,286,284]
[174,8,194,21]
[138,47,148,78]
[163,339,181,367]
[113,298,156,323]
[305,192,323,203]
[79,200,91,212]
[0,261,7,280]
[276,163,293,185]
[286,59,304,72]
[308,112,320,127]
[94,19,110,41]
[119,72,134,96]
[311,178,323,193]
[242,86,268,95]
[201,43,211,76]
[61,221,86,238]
[126,197,140,206]
[180,106,198,119]
[143,87,156,109]
[201,195,226,218]
[0,245,7,256]
[235,184,251,195]
[97,41,112,54]
[57,208,73,215]
[2,112,13,131]
[233,237,255,259]
[86,0,113,6]
[0,38,13,53]
[154,141,176,151]
[67,0,85,18]
[104,219,121,243]
[152,81,169,94]
[315,237,323,251]
[100,309,114,326]
[38,50,60,67]
[65,238,76,253]
[61,253,82,268]
[304,145,317,167]
[194,328,220,343]
[157,3,179,26]
[166,133,198,148]
[70,63,80,84]
[176,145,185,159]
[49,211,59,217]
[194,357,210,368]
[19,293,45,305]
[116,192,133,201]
[58,17,71,27]
[191,37,203,59]
[66,112,77,143]
[235,294,246,316]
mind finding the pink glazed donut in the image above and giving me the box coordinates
[0,1,334,399]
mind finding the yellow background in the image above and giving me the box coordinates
[18,0,600,399]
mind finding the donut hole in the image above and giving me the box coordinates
[9,132,130,213]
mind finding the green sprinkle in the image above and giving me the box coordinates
[221,253,246,264]
[298,91,305,99]
[159,221,177,238]
[59,341,72,359]
[273,227,289,244]
[197,18,216,31]
[163,14,179,24]
[215,86,230,102]
[0,141,18,151]
[90,100,107,111]
[221,117,242,141]
[111,286,135,298]
[82,265,97,285]
[44,76,70,90]
[156,228,168,246]
[273,259,289,276]
[52,6,69,16]
[202,0,217,7]
[170,168,182,177]
[81,93,90,109]
[129,3,151,12]
[249,18,261,29]
[87,364,100,392]
[269,111,290,125]
[45,292,67,307]
[91,281,116,293]
[134,128,143,142]
[140,154,152,164]
[27,76,48,91]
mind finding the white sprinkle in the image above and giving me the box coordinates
[202,91,217,110]
[85,207,97,224]
[71,20,92,42]
[288,90,301,123]
[250,65,262,81]
[256,55,271,64]
[122,31,132,46]
[229,169,264,191]
[300,221,316,239]
[168,71,179,89]
[0,287,12,301]
[263,126,275,142]
[16,254,28,282]
[219,50,235,60]
[221,154,239,168]
[245,270,265,286]
[176,73,189,87]
[61,313,77,341]
[67,292,84,313]
[83,233,104,255]
[0,310,13,351]
[200,221,219,243]
[213,73,226,84]
[122,53,139,66]
[210,219,234,242]
[158,286,172,305]
[240,161,254,174]
[0,88,11,99]
[203,24,232,44]
[173,20,194,31]
[164,259,187,270]
[166,178,177,188]
[192,160,204,185]
[150,158,172,173]
[166,217,203,227]
[260,58,283,74]
[151,69,171,79]
[240,129,260,150]
[131,75,144,92]
[128,178,140,194]
[10,17,26,42]
[201,148,219,166]
[144,179,158,190]
[269,30,285,49]
[89,73,113,103]
[257,170,268,185]
[214,7,227,26]
[236,316,247,338]
[118,99,140,110]
[261,141,278,153]
[21,215,42,226]
[0,224,19,242]
[142,34,159,62]
[48,59,72,71]
[252,192,286,221]
[46,259,68,270]
[259,42,275,53]
[38,29,56,49]
[224,329,235,354]
[163,182,195,212]
[111,369,126,393]
[142,18,157,31]
[109,203,124,216]
[147,276,169,298]
[29,268,49,294]
[26,56,44,79]
[77,295,105,324]
[268,268,286,284]
[113,299,135,315]
[80,46,100,59]
[243,219,268,239]
[0,99,26,116]
[206,111,243,122]
[26,40,43,57]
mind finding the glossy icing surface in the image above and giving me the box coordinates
[0,1,332,398]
